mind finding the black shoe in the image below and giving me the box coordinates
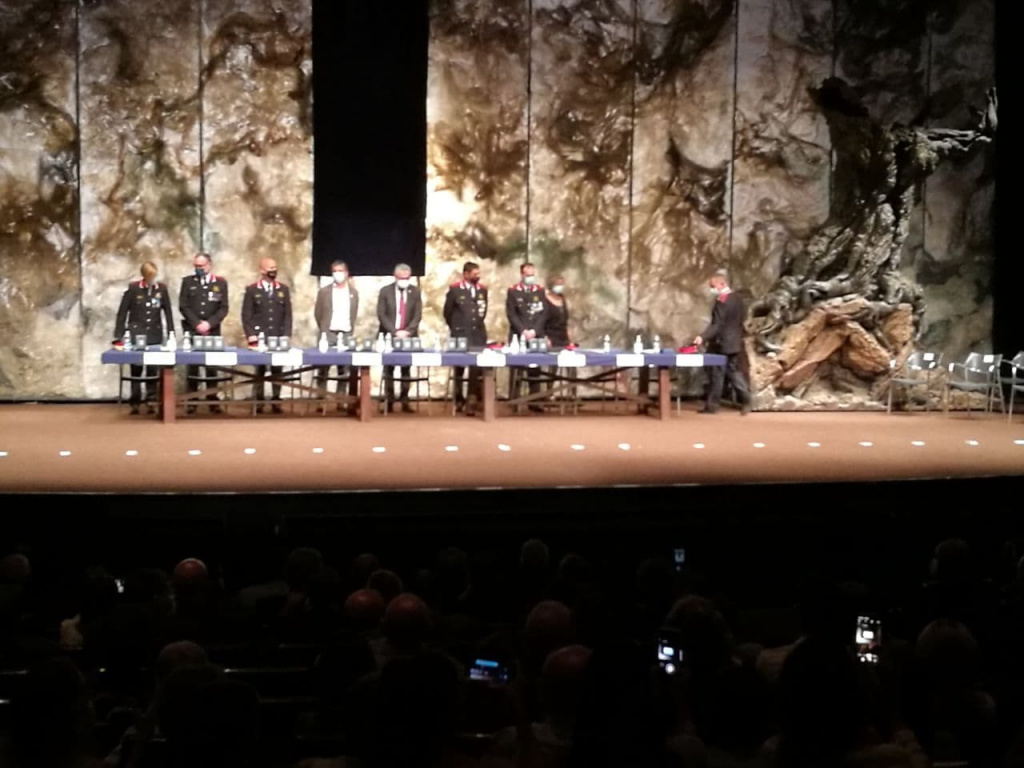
[455,400,466,413]
[256,404,265,414]
[271,403,284,415]
[129,405,140,415]
[697,406,718,414]
[741,403,752,415]
[385,400,395,413]
[401,401,415,414]
[145,404,157,415]
[209,404,223,414]
[528,404,544,413]
[186,405,196,415]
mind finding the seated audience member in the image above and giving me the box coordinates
[370,592,434,668]
[367,568,404,606]
[344,587,387,633]
[761,636,928,767]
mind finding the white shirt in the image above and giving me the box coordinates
[331,284,352,332]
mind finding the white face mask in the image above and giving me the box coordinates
[522,275,536,286]
[396,278,410,290]
[709,286,721,296]
[332,271,347,284]
[551,284,564,295]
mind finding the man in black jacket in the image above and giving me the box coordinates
[693,269,752,414]
[179,252,229,412]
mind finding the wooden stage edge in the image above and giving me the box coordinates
[0,402,1022,498]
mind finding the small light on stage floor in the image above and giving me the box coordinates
[752,442,766,449]
[570,444,585,451]
[693,443,705,449]
[965,440,979,446]
[911,441,925,447]
[59,450,71,457]
[618,443,631,451]
[807,442,821,448]
[188,450,201,456]
[497,444,512,452]
[445,445,459,452]
[1016,439,1024,446]
[243,448,256,455]
[125,450,138,457]
[0,451,7,458]
[859,441,873,447]
[312,448,324,454]
[372,446,386,454]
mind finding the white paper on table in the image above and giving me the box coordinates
[615,353,645,367]
[143,352,176,366]
[205,352,238,366]
[411,353,443,367]
[476,351,507,367]
[351,352,382,367]
[556,351,587,368]
[675,354,705,367]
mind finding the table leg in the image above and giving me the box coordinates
[482,369,496,422]
[359,367,372,422]
[657,367,671,421]
[160,367,176,424]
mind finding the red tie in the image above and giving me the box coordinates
[397,288,406,331]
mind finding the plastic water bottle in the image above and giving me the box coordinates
[166,331,177,352]
[257,331,267,352]
[334,333,344,353]
[509,335,520,354]
[182,333,192,352]
[374,333,385,353]
[602,334,611,353]
[384,332,393,352]
[652,334,661,353]
[122,331,132,349]
[319,332,329,353]
[633,334,643,354]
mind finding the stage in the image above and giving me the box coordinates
[1,401,1021,495]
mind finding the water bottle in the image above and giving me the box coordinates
[602,334,611,353]
[122,331,132,349]
[257,331,267,352]
[633,334,643,354]
[319,332,329,353]
[182,333,192,352]
[652,334,661,353]
[334,333,344,353]
[166,331,177,352]
[384,332,393,352]
[374,333,385,353]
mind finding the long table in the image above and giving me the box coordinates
[101,347,726,423]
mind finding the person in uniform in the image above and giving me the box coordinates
[113,261,175,415]
[376,262,422,412]
[443,261,488,415]
[693,268,752,415]
[506,262,548,410]
[313,260,359,411]
[241,257,292,413]
[179,251,229,413]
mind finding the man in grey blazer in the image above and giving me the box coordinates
[693,269,752,414]
[314,260,359,408]
[377,263,423,412]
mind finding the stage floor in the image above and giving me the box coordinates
[1,401,1022,494]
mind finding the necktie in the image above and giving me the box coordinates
[398,288,406,331]
[265,282,272,296]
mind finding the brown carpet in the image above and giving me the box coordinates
[1,402,1022,494]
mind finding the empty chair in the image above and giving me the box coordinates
[887,351,942,413]
[944,352,1003,416]
[1003,351,1024,422]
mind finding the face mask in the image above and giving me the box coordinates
[709,286,720,296]
[194,267,206,278]
[523,275,536,286]
[266,270,277,281]
[396,278,410,289]
[332,271,347,284]
[467,275,480,285]
[552,284,564,295]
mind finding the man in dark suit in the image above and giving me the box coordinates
[693,269,752,414]
[377,263,422,412]
[113,261,175,414]
[443,261,488,415]
[179,251,229,413]
[313,260,359,410]
[506,261,548,409]
[241,257,292,413]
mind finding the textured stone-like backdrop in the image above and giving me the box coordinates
[0,0,995,399]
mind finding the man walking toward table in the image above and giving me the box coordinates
[693,269,752,415]
[241,257,292,413]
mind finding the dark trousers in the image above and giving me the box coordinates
[186,365,221,401]
[705,353,750,409]
[253,366,283,401]
[315,366,358,398]
[384,366,412,402]
[453,366,481,404]
[128,364,158,405]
